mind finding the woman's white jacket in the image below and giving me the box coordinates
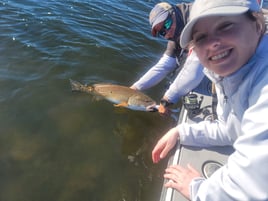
[178,34,268,200]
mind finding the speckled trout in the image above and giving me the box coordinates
[70,79,156,111]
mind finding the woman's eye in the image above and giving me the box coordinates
[218,22,233,32]
[193,34,206,44]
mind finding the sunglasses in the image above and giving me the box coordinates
[158,17,173,37]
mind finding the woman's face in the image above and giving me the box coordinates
[192,14,262,77]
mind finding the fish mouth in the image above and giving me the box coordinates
[209,49,232,62]
[145,104,158,112]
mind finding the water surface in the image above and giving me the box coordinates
[0,0,180,200]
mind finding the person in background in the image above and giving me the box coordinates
[152,0,268,200]
[130,2,211,115]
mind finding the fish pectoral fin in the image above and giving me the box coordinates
[114,102,128,107]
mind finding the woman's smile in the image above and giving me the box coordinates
[210,49,231,61]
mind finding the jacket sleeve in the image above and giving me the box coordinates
[164,51,205,103]
[132,53,177,90]
[178,119,234,147]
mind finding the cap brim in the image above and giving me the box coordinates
[180,6,249,48]
[151,12,169,30]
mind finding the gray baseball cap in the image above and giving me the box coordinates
[149,2,173,29]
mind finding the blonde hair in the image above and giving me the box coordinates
[251,11,266,35]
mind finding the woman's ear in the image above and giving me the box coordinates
[256,21,263,35]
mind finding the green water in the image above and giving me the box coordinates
[0,0,180,200]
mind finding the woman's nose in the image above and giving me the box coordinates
[206,35,221,49]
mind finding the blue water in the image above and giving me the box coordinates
[1,0,267,201]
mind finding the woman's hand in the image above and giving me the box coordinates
[164,164,202,199]
[152,127,180,163]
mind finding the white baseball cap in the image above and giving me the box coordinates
[180,0,260,48]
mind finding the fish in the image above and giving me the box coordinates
[70,79,156,111]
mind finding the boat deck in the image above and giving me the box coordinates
[159,93,234,201]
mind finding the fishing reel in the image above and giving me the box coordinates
[183,92,203,118]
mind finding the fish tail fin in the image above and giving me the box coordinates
[70,79,92,92]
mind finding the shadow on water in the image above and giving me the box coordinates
[0,0,187,200]
[0,78,175,201]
